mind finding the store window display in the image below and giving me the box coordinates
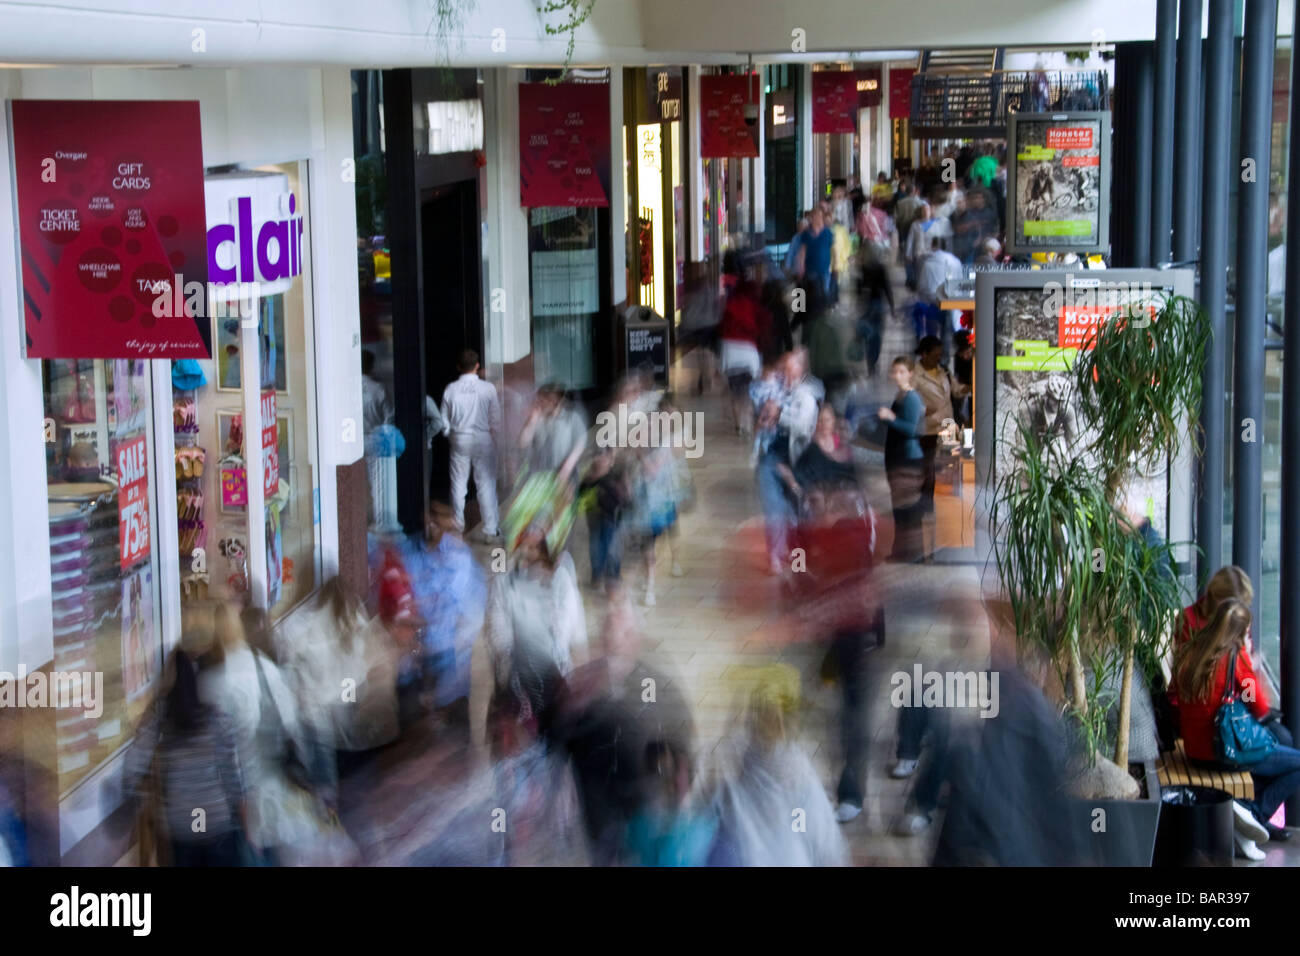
[43,358,163,795]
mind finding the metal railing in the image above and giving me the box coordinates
[910,69,1110,137]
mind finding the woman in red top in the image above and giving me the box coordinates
[1175,565,1253,649]
[1171,598,1300,840]
[1172,566,1290,746]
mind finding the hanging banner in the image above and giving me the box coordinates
[518,82,610,208]
[116,434,151,570]
[889,68,915,119]
[9,100,210,360]
[699,74,760,158]
[261,388,278,497]
[812,71,859,134]
[856,68,882,109]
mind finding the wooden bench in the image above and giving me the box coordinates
[1156,739,1254,800]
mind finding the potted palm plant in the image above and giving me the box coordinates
[992,293,1209,864]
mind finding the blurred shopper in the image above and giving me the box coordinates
[796,206,834,296]
[627,395,688,607]
[580,444,633,591]
[552,594,695,865]
[440,349,502,543]
[404,499,487,739]
[904,203,951,292]
[518,383,588,490]
[274,576,370,806]
[878,356,926,562]
[124,648,248,866]
[1171,599,1300,857]
[912,336,967,557]
[719,274,768,438]
[854,243,895,378]
[485,525,586,753]
[915,240,964,347]
[625,739,718,866]
[712,673,849,865]
[202,603,357,866]
[679,273,722,396]
[932,664,1091,865]
[951,187,999,265]
[780,347,823,465]
[893,182,925,267]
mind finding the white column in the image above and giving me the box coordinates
[482,68,531,365]
[687,65,706,262]
[151,359,181,653]
[312,67,360,575]
[610,67,627,305]
[240,297,268,609]
[0,69,53,675]
[857,106,868,184]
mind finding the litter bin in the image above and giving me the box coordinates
[622,305,669,387]
[1153,785,1234,867]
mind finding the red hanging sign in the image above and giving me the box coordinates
[699,74,760,158]
[889,68,916,119]
[116,435,151,570]
[518,82,611,208]
[10,100,210,360]
[812,71,859,134]
[261,389,279,498]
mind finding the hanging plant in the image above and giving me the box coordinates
[539,0,597,84]
[427,0,478,93]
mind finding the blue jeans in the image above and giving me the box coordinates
[756,453,795,567]
[1246,743,1300,825]
[589,512,622,584]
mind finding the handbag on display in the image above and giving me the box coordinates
[1212,650,1278,769]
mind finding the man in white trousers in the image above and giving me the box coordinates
[440,349,502,542]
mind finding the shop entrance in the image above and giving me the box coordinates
[421,179,483,505]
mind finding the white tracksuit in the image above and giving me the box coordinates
[440,372,502,535]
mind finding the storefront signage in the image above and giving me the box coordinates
[531,248,599,316]
[856,68,882,109]
[116,434,151,570]
[889,68,915,119]
[9,100,210,360]
[812,71,859,134]
[646,69,683,123]
[1006,112,1111,256]
[204,172,302,301]
[699,74,760,158]
[261,389,278,497]
[768,89,796,141]
[518,82,611,208]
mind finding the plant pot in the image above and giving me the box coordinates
[1069,759,1162,866]
[1151,784,1234,867]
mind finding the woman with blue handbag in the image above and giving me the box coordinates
[1171,598,1300,859]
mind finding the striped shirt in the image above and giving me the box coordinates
[123,705,245,842]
